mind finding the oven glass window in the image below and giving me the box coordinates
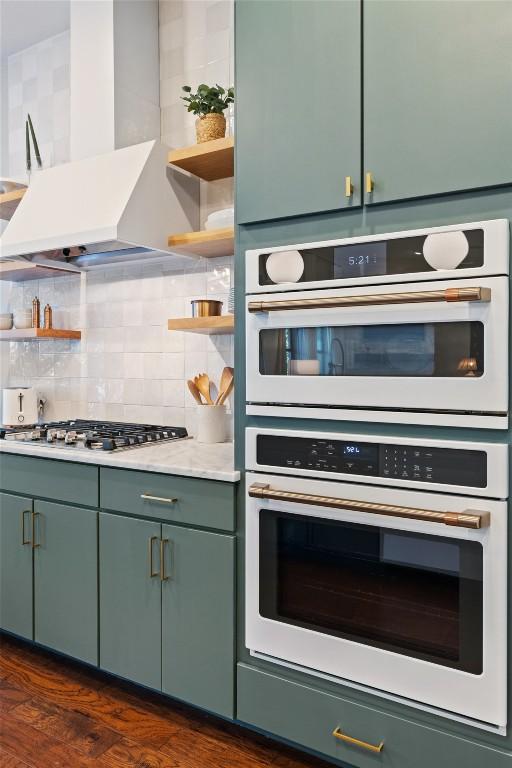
[259,511,483,673]
[259,322,484,377]
[258,229,483,286]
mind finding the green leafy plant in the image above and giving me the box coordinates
[181,84,234,117]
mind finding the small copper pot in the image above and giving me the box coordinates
[191,299,223,317]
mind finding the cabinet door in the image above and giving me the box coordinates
[0,493,33,639]
[162,525,235,718]
[34,501,98,664]
[99,513,162,689]
[236,0,361,223]
[364,0,512,203]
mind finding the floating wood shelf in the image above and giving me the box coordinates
[168,315,234,335]
[0,188,26,220]
[168,227,234,258]
[168,137,234,181]
[0,328,81,341]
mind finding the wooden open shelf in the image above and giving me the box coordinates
[168,227,234,258]
[168,137,234,181]
[0,188,26,220]
[168,315,234,335]
[0,328,81,342]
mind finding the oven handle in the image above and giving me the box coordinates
[247,286,491,313]
[248,483,489,530]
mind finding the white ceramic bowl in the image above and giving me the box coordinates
[0,313,13,330]
[13,310,33,329]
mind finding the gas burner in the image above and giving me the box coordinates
[1,420,189,452]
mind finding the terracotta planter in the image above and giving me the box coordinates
[196,113,226,143]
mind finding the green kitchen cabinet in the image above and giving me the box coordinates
[364,0,512,203]
[162,524,235,719]
[0,493,33,640]
[235,0,361,223]
[99,512,236,718]
[99,512,162,689]
[33,500,98,665]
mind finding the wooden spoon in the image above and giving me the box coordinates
[187,379,204,404]
[194,373,214,405]
[216,368,234,406]
[215,366,234,405]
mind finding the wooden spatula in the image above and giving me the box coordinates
[187,379,204,404]
[215,367,234,405]
[194,372,214,405]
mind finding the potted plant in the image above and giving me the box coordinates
[181,84,234,143]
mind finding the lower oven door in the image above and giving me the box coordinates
[246,275,508,423]
[245,472,507,729]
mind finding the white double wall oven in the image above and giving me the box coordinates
[244,219,510,733]
[246,219,509,429]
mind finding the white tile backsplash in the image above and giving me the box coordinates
[1,259,233,435]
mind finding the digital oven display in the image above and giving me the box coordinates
[334,241,387,278]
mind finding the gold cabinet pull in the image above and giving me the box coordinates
[333,727,384,754]
[160,539,170,582]
[365,171,374,194]
[248,483,488,530]
[21,510,31,545]
[148,536,159,578]
[31,511,41,549]
[344,176,353,198]
[248,287,491,314]
[141,493,177,505]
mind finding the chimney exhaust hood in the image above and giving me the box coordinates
[0,140,199,274]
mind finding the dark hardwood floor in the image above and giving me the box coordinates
[0,634,332,768]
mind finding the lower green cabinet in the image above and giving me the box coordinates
[99,513,162,689]
[99,512,235,718]
[162,524,235,718]
[34,500,98,665]
[0,492,34,640]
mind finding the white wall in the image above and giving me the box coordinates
[7,31,70,183]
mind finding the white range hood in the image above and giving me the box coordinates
[0,141,199,274]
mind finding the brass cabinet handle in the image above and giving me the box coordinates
[333,727,384,754]
[31,511,41,549]
[148,536,159,578]
[248,483,488,530]
[365,171,374,194]
[345,176,353,198]
[141,493,178,505]
[21,510,31,545]
[160,539,170,582]
[248,287,491,314]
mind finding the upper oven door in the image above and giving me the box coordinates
[246,275,508,418]
[245,472,508,729]
[246,219,509,294]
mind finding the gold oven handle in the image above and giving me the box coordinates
[248,287,491,313]
[333,726,384,754]
[248,483,488,530]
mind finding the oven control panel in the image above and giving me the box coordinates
[256,435,487,488]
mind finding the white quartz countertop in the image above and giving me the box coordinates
[0,437,240,483]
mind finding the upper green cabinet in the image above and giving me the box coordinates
[235,0,361,223]
[235,0,512,222]
[364,0,512,203]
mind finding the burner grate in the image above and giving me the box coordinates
[0,420,188,451]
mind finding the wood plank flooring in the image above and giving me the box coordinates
[0,635,331,768]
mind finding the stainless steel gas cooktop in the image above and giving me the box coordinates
[0,420,189,452]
